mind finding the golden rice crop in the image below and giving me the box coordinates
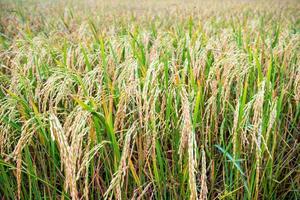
[0,0,299,199]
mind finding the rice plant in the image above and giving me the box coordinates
[0,0,299,199]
